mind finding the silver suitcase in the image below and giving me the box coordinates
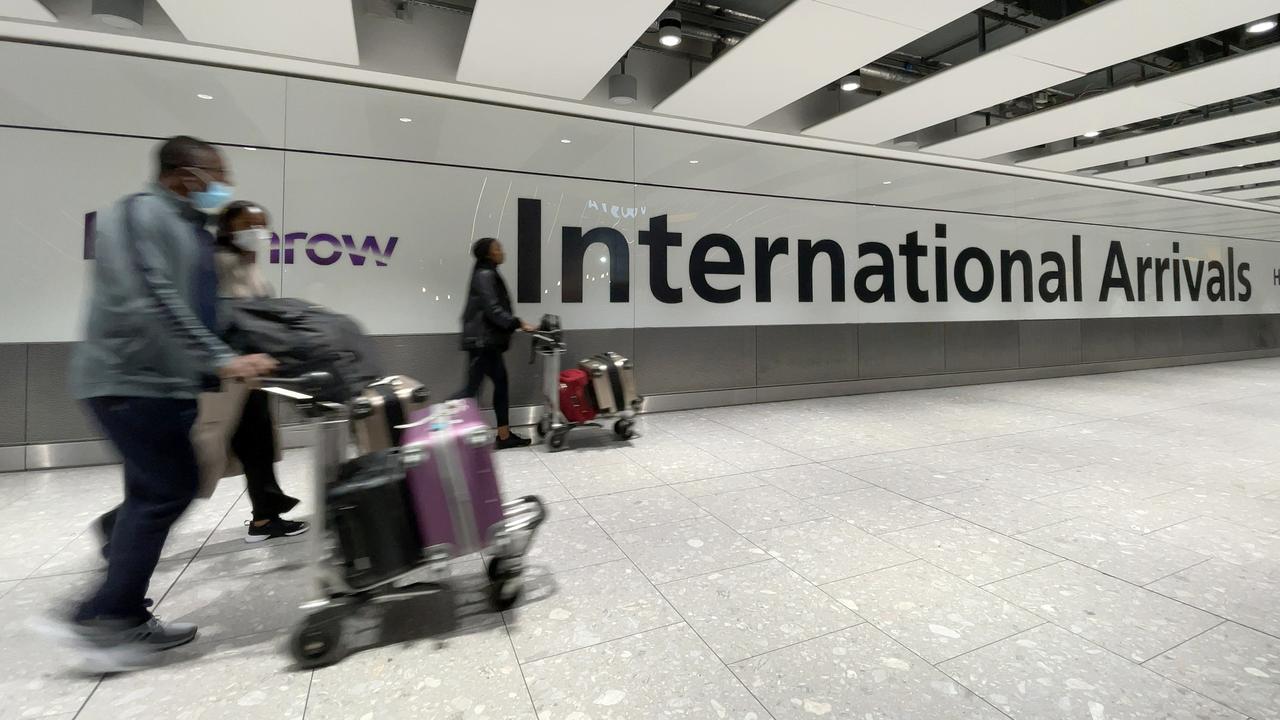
[579,352,639,415]
[350,375,429,452]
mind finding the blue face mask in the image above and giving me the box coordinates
[185,167,235,212]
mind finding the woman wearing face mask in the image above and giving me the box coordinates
[202,201,309,541]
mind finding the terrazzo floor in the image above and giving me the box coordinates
[2,357,1279,719]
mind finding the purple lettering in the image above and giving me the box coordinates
[306,233,342,266]
[283,231,307,264]
[341,234,398,267]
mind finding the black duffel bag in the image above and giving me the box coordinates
[224,297,384,402]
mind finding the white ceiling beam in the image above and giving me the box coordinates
[1019,104,1280,172]
[457,0,669,100]
[155,0,359,65]
[925,44,1280,159]
[654,0,988,126]
[1162,166,1280,192]
[1092,140,1280,183]
[1213,184,1280,200]
[0,0,54,22]
[805,0,1280,146]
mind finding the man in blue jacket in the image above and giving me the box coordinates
[51,136,275,671]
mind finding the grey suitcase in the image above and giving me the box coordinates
[579,352,639,415]
[350,375,429,452]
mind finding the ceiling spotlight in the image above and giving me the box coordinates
[560,138,572,144]
[658,11,682,47]
[92,0,143,29]
[839,71,861,92]
[1246,16,1277,33]
[1082,130,1100,138]
[398,117,413,123]
[196,93,214,100]
[609,71,638,105]
[688,159,700,164]
[882,180,893,185]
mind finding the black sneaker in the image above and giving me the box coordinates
[245,518,310,544]
[496,433,533,450]
[34,614,197,673]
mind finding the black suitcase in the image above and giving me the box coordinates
[328,450,421,589]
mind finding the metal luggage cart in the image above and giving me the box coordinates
[258,373,546,669]
[530,331,641,451]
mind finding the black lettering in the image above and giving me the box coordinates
[690,233,744,303]
[561,226,630,303]
[1173,243,1182,301]
[900,231,929,302]
[1137,256,1153,302]
[754,237,789,302]
[1072,235,1083,302]
[1206,260,1226,302]
[1240,263,1252,301]
[1155,258,1170,302]
[1100,241,1134,302]
[799,239,846,302]
[638,215,682,304]
[955,248,994,302]
[1228,247,1236,300]
[935,245,948,302]
[1000,249,1033,302]
[1184,259,1205,301]
[517,198,542,303]
[1038,251,1068,302]
[855,242,895,303]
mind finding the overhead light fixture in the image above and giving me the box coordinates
[560,138,572,144]
[92,0,143,28]
[658,11,682,47]
[882,180,892,185]
[609,70,638,106]
[688,159,700,164]
[839,71,861,92]
[398,117,413,123]
[1246,16,1277,33]
[1082,130,1101,138]
[196,93,214,100]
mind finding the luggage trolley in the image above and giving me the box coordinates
[259,374,546,669]
[530,317,641,451]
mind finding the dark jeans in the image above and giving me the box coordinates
[231,389,298,521]
[452,347,510,427]
[80,396,199,624]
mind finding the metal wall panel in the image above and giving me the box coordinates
[25,343,98,444]
[634,326,757,393]
[944,321,1020,372]
[1081,318,1138,363]
[1019,319,1082,368]
[0,344,25,445]
[1132,317,1184,358]
[858,323,946,378]
[756,324,858,386]
[1181,316,1227,356]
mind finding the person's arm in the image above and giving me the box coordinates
[473,269,522,332]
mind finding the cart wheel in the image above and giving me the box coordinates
[487,557,524,611]
[614,419,635,440]
[548,428,569,451]
[290,613,346,669]
[536,416,552,439]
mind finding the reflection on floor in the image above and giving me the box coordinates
[3,358,1280,719]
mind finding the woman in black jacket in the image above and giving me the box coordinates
[453,237,535,449]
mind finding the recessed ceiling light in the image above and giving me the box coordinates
[882,180,893,185]
[658,10,682,47]
[560,138,572,144]
[243,146,257,151]
[196,93,213,100]
[688,159,700,164]
[1246,17,1277,33]
[1082,130,1100,138]
[839,71,861,92]
[398,117,413,123]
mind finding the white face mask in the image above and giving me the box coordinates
[231,227,272,252]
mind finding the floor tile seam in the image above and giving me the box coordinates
[496,600,542,720]
[720,620,869,668]
[513,619,689,667]
[299,666,316,720]
[564,479,669,502]
[935,620,1052,668]
[646,557,777,588]
[22,527,97,581]
[152,488,249,612]
[805,556,924,589]
[1137,619,1229,667]
[1140,557,1215,589]
[1122,625,1263,720]
[71,673,106,720]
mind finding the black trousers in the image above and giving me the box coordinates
[231,389,298,521]
[452,347,510,427]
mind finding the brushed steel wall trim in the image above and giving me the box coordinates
[24,440,118,470]
[0,446,24,473]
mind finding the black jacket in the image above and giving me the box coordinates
[460,261,521,351]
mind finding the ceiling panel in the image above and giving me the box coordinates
[818,0,990,30]
[925,44,1280,159]
[457,0,669,99]
[1161,166,1280,192]
[805,0,1280,146]
[1091,140,1280,183]
[156,0,358,65]
[0,0,52,21]
[805,52,1082,144]
[1018,104,1280,172]
[655,0,987,126]
[1212,184,1280,200]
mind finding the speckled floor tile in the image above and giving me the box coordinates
[951,464,1086,499]
[1145,622,1280,720]
[751,463,871,499]
[732,623,1006,720]
[1017,518,1209,585]
[522,517,625,575]
[523,623,767,719]
[613,516,767,585]
[924,487,1077,535]
[825,560,1042,664]
[622,446,742,483]
[579,486,707,534]
[1148,559,1280,638]
[883,519,1060,585]
[1031,485,1198,534]
[503,559,679,663]
[941,623,1246,720]
[819,486,950,535]
[746,517,916,584]
[693,485,829,533]
[847,464,980,499]
[987,561,1221,662]
[670,473,767,499]
[152,563,316,644]
[553,460,664,498]
[658,560,861,663]
[1148,516,1280,567]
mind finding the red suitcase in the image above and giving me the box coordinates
[558,369,596,423]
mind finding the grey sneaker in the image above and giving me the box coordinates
[35,615,198,673]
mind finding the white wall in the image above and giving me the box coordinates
[2,40,1278,344]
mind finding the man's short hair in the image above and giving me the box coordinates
[157,135,217,175]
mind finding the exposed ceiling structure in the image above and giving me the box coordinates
[3,0,1280,205]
